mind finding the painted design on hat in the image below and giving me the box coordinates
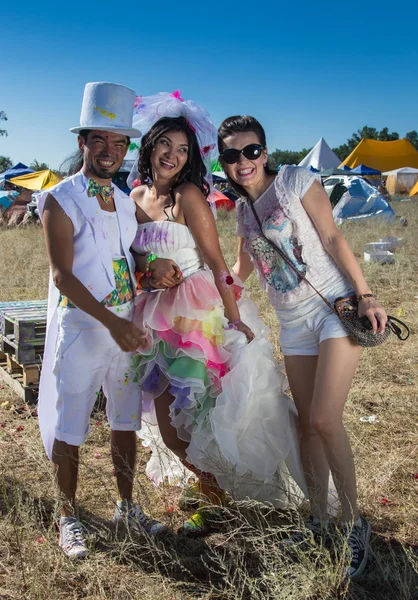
[94,105,116,120]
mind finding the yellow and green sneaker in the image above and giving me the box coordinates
[178,508,222,538]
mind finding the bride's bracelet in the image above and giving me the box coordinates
[145,253,158,279]
[227,320,242,330]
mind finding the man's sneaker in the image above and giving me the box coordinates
[113,500,167,537]
[283,515,332,548]
[58,516,89,558]
[341,516,371,580]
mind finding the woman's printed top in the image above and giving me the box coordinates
[236,165,346,315]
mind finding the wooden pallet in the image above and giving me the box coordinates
[0,301,46,402]
[0,350,39,403]
[0,301,47,365]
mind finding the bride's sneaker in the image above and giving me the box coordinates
[178,508,223,538]
[59,516,89,558]
[179,480,201,511]
[341,517,371,580]
[113,500,167,537]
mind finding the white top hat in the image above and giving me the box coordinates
[70,82,142,138]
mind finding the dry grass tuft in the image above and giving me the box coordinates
[0,202,417,599]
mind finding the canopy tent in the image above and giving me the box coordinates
[321,167,353,177]
[350,164,381,176]
[409,180,418,197]
[298,138,341,172]
[350,164,381,187]
[382,167,418,195]
[10,169,61,190]
[339,139,418,171]
[0,163,34,182]
[332,177,395,224]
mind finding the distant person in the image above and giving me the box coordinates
[217,115,388,580]
[37,82,167,559]
[378,180,390,199]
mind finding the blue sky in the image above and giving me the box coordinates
[1,0,417,169]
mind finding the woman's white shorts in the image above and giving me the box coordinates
[280,305,349,356]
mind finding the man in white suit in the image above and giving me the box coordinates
[38,82,167,558]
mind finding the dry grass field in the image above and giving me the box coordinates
[0,200,417,600]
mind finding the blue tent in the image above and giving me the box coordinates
[333,177,395,223]
[0,163,34,182]
[350,164,381,176]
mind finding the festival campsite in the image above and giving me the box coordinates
[0,40,417,596]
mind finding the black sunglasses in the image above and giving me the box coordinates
[220,143,265,165]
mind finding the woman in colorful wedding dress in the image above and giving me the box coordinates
[128,93,306,535]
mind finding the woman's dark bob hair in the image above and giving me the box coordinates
[139,116,210,217]
[217,115,277,198]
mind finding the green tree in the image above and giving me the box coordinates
[0,111,7,137]
[0,156,12,173]
[268,147,311,169]
[378,127,399,141]
[405,130,418,150]
[29,159,49,171]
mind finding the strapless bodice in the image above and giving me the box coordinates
[131,221,204,278]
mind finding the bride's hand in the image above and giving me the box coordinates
[236,321,255,343]
[149,258,183,288]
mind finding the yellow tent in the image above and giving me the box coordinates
[10,169,61,190]
[339,139,418,172]
[409,180,418,197]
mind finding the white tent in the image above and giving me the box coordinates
[298,138,341,171]
[382,166,418,195]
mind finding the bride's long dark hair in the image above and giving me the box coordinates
[139,116,210,218]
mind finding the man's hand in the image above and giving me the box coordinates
[149,258,183,289]
[106,315,146,352]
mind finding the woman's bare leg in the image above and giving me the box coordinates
[285,355,330,520]
[154,388,225,505]
[154,389,189,459]
[311,336,362,522]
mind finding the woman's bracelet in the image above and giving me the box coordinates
[227,319,242,330]
[357,293,376,302]
[145,253,158,279]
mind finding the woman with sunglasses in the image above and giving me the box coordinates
[128,94,308,536]
[218,115,388,580]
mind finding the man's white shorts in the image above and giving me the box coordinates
[53,307,141,446]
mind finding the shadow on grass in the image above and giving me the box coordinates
[0,474,417,600]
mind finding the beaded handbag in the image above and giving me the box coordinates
[248,201,409,348]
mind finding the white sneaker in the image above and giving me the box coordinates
[59,517,89,558]
[113,500,167,537]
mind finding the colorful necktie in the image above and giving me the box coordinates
[87,179,114,204]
